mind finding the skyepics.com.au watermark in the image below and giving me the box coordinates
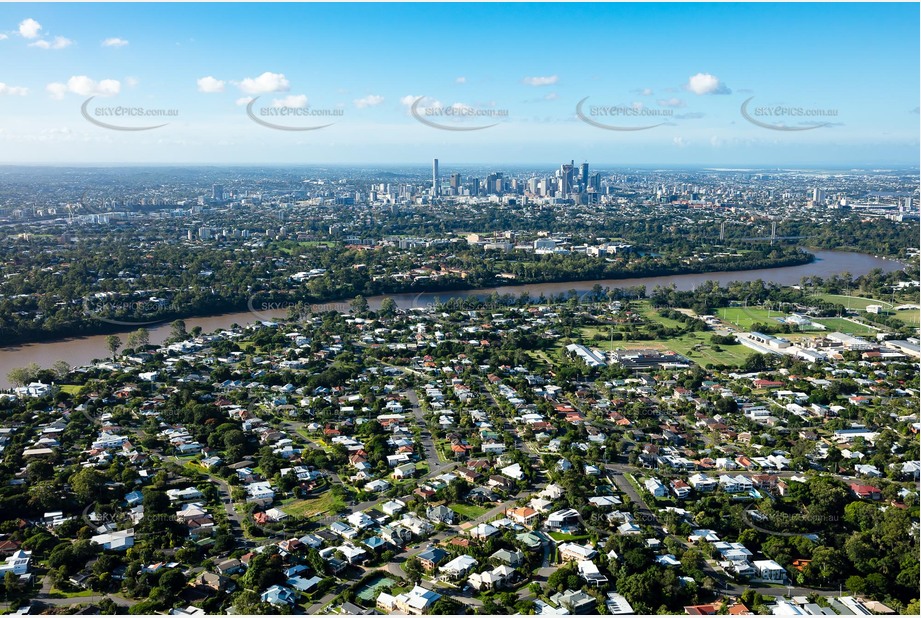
[246,97,342,131]
[247,295,352,323]
[410,96,508,131]
[83,296,167,327]
[576,96,672,131]
[81,504,174,539]
[81,97,177,131]
[740,96,837,131]
[744,508,839,537]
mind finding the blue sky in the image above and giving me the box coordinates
[0,2,918,166]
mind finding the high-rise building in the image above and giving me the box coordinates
[812,188,824,204]
[449,173,461,191]
[580,162,589,190]
[485,172,502,194]
[560,163,574,195]
[589,173,601,192]
[211,184,224,201]
[432,159,439,197]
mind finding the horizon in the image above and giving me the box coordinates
[1,162,919,171]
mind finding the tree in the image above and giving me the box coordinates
[403,557,423,582]
[70,468,106,503]
[158,569,188,596]
[350,295,369,314]
[7,363,41,387]
[806,546,846,585]
[126,328,150,350]
[106,335,122,359]
[4,571,21,598]
[28,481,60,511]
[379,297,397,318]
[52,360,72,379]
[96,598,121,614]
[170,320,187,340]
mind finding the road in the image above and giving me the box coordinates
[173,455,244,535]
[31,575,140,609]
[605,464,658,526]
[403,388,443,473]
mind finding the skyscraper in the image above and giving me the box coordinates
[580,162,589,191]
[211,184,224,202]
[432,159,439,197]
[559,163,574,195]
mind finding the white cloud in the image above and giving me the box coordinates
[685,73,731,95]
[354,94,384,108]
[196,76,225,93]
[455,76,466,84]
[102,37,128,48]
[235,97,254,106]
[237,72,289,95]
[45,75,120,99]
[272,94,308,108]
[673,136,689,147]
[0,83,28,96]
[639,88,654,96]
[0,34,8,41]
[45,83,68,99]
[544,92,558,101]
[18,18,41,39]
[523,75,558,87]
[30,36,73,50]
[125,76,139,88]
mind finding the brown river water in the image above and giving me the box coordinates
[0,250,903,389]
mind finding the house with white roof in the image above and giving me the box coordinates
[90,529,135,551]
[439,555,478,580]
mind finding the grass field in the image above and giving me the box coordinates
[283,491,347,518]
[894,309,921,326]
[812,294,892,310]
[617,332,755,366]
[811,318,877,335]
[579,327,755,366]
[58,384,82,395]
[638,303,685,328]
[717,306,782,329]
[450,503,489,520]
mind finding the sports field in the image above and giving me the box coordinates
[717,306,782,329]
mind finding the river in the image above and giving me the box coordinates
[0,250,903,389]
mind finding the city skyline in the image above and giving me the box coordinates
[0,2,918,166]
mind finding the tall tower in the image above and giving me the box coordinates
[560,163,574,195]
[432,158,439,197]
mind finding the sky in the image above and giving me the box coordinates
[0,2,918,167]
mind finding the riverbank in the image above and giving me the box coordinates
[1,251,814,348]
[0,249,905,389]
